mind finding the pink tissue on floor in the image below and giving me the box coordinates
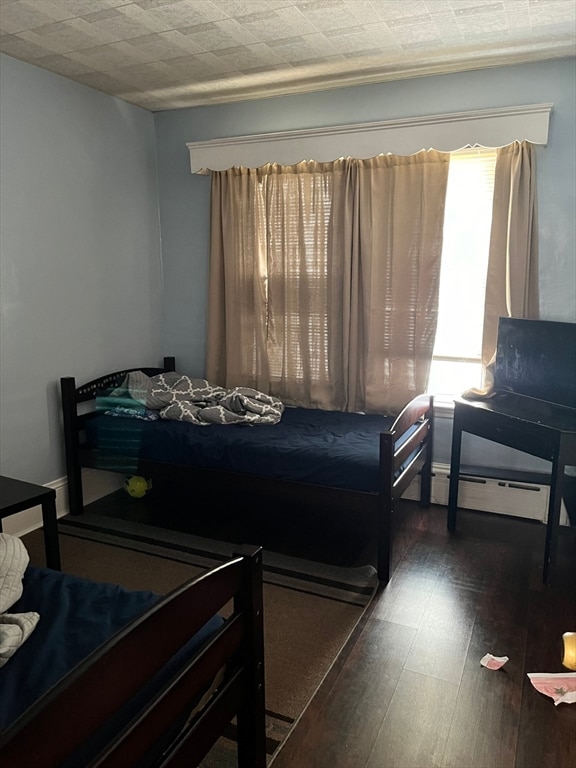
[527,672,576,705]
[480,653,509,670]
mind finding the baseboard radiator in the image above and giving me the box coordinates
[403,463,570,526]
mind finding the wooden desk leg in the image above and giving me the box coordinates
[447,415,463,532]
[41,493,61,570]
[543,453,565,587]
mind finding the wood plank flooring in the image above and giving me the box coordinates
[84,490,576,767]
[268,502,576,768]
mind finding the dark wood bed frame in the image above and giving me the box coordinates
[0,546,266,768]
[60,357,434,584]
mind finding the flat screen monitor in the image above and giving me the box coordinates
[494,317,576,408]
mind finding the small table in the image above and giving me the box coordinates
[448,395,576,586]
[0,476,61,570]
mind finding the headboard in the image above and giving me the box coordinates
[60,356,176,515]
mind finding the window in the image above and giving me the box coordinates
[427,148,497,397]
[261,150,499,396]
[209,149,503,411]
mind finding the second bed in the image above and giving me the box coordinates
[61,357,434,583]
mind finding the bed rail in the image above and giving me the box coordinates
[0,546,266,768]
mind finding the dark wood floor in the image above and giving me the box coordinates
[85,490,576,768]
[269,502,576,768]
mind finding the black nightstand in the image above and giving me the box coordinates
[0,476,61,570]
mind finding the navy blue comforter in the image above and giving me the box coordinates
[86,406,397,492]
[0,566,222,735]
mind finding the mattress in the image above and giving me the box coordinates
[85,406,397,493]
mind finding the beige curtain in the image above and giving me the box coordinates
[338,152,450,413]
[207,152,450,414]
[207,161,338,402]
[464,140,540,398]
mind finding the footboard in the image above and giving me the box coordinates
[376,393,434,583]
[0,546,266,768]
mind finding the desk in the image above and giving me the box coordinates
[448,395,576,585]
[0,476,61,570]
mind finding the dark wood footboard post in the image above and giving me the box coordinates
[60,376,84,516]
[378,433,394,584]
[420,396,434,508]
[234,545,266,768]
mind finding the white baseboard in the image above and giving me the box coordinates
[402,462,570,526]
[2,476,69,537]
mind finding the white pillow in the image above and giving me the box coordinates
[0,534,30,613]
[0,612,40,667]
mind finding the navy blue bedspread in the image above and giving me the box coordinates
[0,566,223,736]
[86,406,397,493]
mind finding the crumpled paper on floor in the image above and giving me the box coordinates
[480,653,509,670]
[527,672,576,705]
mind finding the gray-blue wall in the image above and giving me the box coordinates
[154,57,576,472]
[1,54,574,488]
[0,54,164,485]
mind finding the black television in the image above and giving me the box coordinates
[494,317,576,409]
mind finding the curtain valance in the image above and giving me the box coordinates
[187,103,552,173]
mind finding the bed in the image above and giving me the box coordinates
[60,357,434,583]
[0,540,266,768]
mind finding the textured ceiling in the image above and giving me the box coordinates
[0,0,575,111]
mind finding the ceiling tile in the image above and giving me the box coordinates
[0,0,573,110]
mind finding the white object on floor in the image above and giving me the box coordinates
[480,653,509,670]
